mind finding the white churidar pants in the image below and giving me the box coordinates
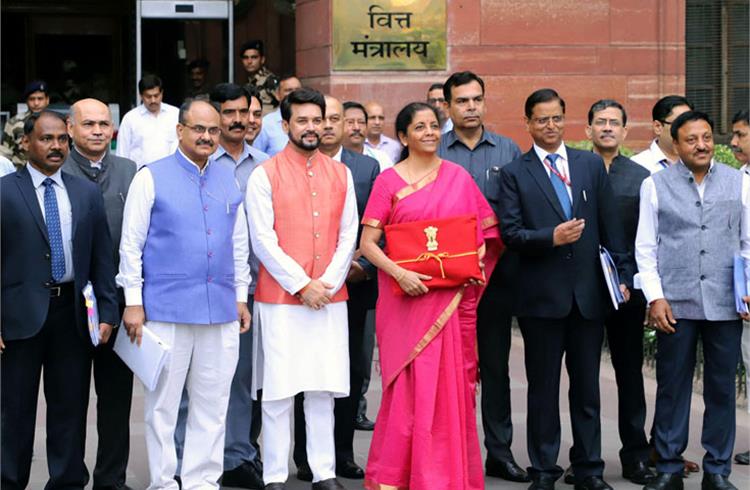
[262,391,336,484]
[144,321,240,490]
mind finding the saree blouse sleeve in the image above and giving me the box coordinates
[361,171,395,229]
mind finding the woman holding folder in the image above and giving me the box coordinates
[359,102,502,490]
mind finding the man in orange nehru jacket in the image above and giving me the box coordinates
[245,87,358,490]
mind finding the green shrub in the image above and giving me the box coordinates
[567,141,740,168]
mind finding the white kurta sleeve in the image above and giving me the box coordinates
[233,201,251,301]
[634,176,663,303]
[319,168,358,295]
[115,114,133,160]
[741,174,750,270]
[246,167,311,295]
[116,168,155,306]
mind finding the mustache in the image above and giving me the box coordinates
[301,130,319,139]
[47,150,65,159]
[732,145,745,154]
[196,139,214,146]
[229,122,246,131]
[349,130,363,137]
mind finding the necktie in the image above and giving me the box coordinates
[658,159,669,169]
[43,178,66,282]
[547,154,572,220]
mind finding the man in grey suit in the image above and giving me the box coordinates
[63,98,137,490]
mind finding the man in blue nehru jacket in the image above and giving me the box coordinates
[117,99,251,490]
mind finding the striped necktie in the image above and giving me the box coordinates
[43,178,66,282]
[547,154,572,220]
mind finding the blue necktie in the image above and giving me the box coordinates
[547,154,572,220]
[43,178,66,282]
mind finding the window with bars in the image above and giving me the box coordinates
[686,0,749,139]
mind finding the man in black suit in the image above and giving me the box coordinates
[293,95,380,482]
[1,110,118,489]
[498,89,631,490]
[63,98,137,490]
[582,99,654,484]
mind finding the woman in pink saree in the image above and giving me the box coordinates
[359,102,502,490]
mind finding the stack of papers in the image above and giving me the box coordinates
[599,246,625,310]
[82,282,101,346]
[113,324,171,391]
[733,254,750,314]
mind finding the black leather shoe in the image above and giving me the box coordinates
[563,466,574,484]
[264,484,286,490]
[336,459,364,479]
[174,476,182,490]
[354,414,375,431]
[623,461,656,484]
[485,458,531,482]
[222,461,265,489]
[296,462,313,482]
[311,478,346,489]
[701,474,738,490]
[644,472,684,490]
[734,450,749,465]
[529,475,557,490]
[574,476,612,490]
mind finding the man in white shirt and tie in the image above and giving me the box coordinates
[116,75,179,168]
[631,95,693,174]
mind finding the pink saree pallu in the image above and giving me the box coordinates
[361,161,502,490]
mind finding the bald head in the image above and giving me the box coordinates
[321,95,344,155]
[365,100,386,139]
[68,98,114,161]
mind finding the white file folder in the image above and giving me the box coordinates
[113,323,171,391]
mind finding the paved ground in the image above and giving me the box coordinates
[29,332,750,489]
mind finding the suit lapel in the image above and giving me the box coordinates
[568,148,584,217]
[63,172,82,239]
[524,150,567,221]
[15,167,49,242]
[341,149,359,181]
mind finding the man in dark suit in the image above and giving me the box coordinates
[1,110,118,489]
[581,99,654,484]
[498,89,631,490]
[63,98,137,490]
[293,95,380,482]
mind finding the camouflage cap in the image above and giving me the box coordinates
[23,80,48,99]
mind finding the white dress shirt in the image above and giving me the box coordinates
[363,145,393,171]
[116,149,251,306]
[116,103,179,168]
[634,162,750,302]
[0,155,15,176]
[631,139,674,175]
[27,164,74,282]
[533,142,573,200]
[365,134,402,164]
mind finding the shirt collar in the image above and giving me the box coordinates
[444,127,496,149]
[333,146,343,162]
[177,147,212,175]
[533,142,568,164]
[741,163,750,175]
[139,103,165,116]
[27,162,64,189]
[649,139,673,164]
[213,141,255,165]
[281,143,320,167]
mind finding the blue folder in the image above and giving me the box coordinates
[733,254,749,314]
[599,246,625,309]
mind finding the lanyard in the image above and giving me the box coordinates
[542,158,571,187]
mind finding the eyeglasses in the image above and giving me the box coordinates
[183,124,221,136]
[592,118,623,128]
[531,115,564,126]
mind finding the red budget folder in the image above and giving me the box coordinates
[385,214,484,294]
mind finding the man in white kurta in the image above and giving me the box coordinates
[246,88,357,490]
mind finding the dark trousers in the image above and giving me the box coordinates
[519,303,605,483]
[653,318,742,476]
[604,293,650,466]
[356,311,376,419]
[294,296,369,466]
[1,294,92,490]
[91,320,134,489]
[476,283,515,463]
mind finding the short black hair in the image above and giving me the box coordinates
[588,99,628,126]
[443,71,485,103]
[525,88,566,119]
[280,87,325,123]
[210,83,251,106]
[652,95,693,123]
[23,109,66,135]
[343,101,368,124]
[732,109,749,126]
[670,110,714,141]
[244,86,263,109]
[138,74,163,94]
[427,83,443,93]
[178,98,220,125]
[187,58,209,72]
[240,40,265,57]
